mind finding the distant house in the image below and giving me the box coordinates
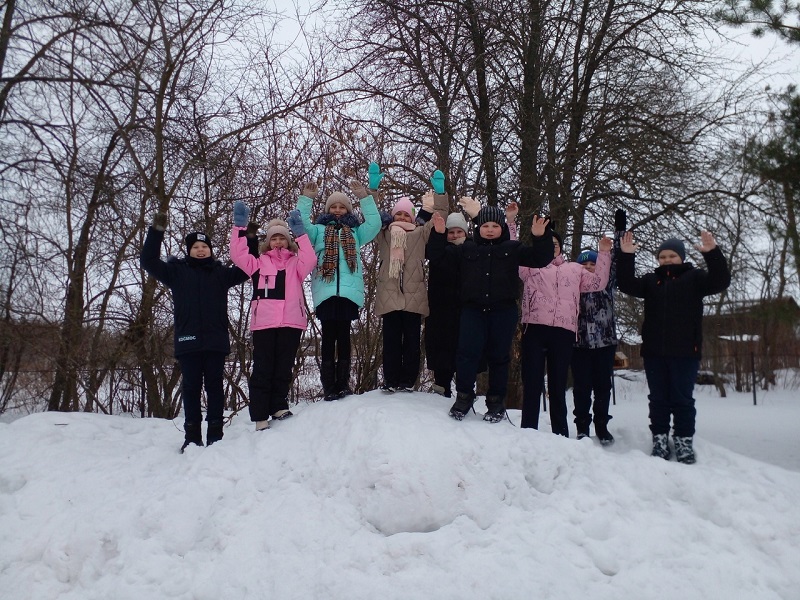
[704,297,800,390]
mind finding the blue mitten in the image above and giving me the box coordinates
[368,162,384,190]
[287,210,305,237]
[379,210,393,228]
[233,201,250,227]
[430,170,445,194]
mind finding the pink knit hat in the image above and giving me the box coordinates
[391,196,415,217]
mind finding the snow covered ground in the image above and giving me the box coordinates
[1,371,798,600]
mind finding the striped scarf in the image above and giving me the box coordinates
[321,223,357,282]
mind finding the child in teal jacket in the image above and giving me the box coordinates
[296,164,383,400]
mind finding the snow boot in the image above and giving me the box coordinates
[651,433,671,460]
[594,418,614,446]
[673,436,696,464]
[255,420,270,431]
[335,358,353,399]
[272,409,293,421]
[483,395,506,423]
[206,420,224,446]
[575,416,592,440]
[449,391,475,421]
[180,422,203,453]
[321,361,337,401]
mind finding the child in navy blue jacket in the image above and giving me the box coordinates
[140,213,248,452]
[616,229,730,464]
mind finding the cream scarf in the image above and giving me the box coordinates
[388,221,417,279]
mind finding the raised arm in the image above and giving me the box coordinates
[695,231,731,296]
[140,213,175,286]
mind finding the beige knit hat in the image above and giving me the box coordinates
[260,219,298,253]
[325,191,354,214]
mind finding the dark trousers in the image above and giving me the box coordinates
[571,344,616,429]
[455,306,518,398]
[643,356,699,437]
[382,310,422,388]
[520,324,575,435]
[321,319,353,393]
[249,327,302,422]
[178,351,227,424]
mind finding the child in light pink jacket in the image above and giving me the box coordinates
[230,202,316,431]
[519,227,612,435]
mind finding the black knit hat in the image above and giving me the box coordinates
[185,231,213,255]
[656,237,685,262]
[475,205,505,227]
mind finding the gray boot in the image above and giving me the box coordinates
[483,395,506,423]
[673,436,696,464]
[449,391,475,421]
[651,433,671,460]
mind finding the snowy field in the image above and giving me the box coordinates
[1,371,799,600]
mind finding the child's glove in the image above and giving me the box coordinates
[287,210,305,237]
[302,182,319,198]
[430,169,445,194]
[349,180,369,200]
[233,201,250,227]
[152,212,168,231]
[614,209,627,232]
[379,210,393,228]
[368,162,384,190]
[246,222,260,238]
[457,196,480,219]
[421,190,435,213]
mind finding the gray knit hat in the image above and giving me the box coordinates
[656,237,686,262]
[325,191,353,214]
[445,212,468,232]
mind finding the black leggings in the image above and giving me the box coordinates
[321,319,351,364]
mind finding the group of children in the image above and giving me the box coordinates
[140,164,730,463]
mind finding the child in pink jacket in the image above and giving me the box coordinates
[519,227,612,435]
[230,202,316,431]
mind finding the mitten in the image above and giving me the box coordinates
[287,210,305,237]
[421,191,435,213]
[302,182,319,198]
[349,180,369,200]
[368,162,384,190]
[379,210,393,228]
[614,209,627,232]
[457,196,481,219]
[246,221,260,238]
[152,212,168,231]
[430,169,445,194]
[233,201,250,227]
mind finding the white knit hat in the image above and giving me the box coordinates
[325,191,354,214]
[445,212,468,232]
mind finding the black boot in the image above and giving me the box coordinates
[180,422,203,453]
[449,391,475,421]
[321,361,337,401]
[206,419,224,446]
[483,395,506,423]
[335,358,353,399]
[575,415,592,440]
[594,416,614,446]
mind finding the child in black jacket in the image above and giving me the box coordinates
[616,230,730,463]
[427,204,553,422]
[140,213,248,452]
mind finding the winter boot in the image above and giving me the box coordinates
[180,422,203,453]
[449,391,475,421]
[483,395,506,423]
[321,361,338,401]
[651,433,671,460]
[575,416,592,440]
[272,409,293,421]
[673,436,696,464]
[255,420,270,431]
[335,359,353,399]
[594,418,615,446]
[206,420,224,446]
